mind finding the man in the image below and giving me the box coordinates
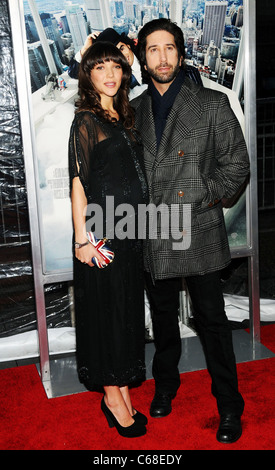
[131,19,250,444]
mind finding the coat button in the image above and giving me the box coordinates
[208,202,213,207]
[178,190,184,197]
[178,150,184,157]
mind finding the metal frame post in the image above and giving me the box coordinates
[7,0,260,391]
[244,0,261,344]
[8,0,50,383]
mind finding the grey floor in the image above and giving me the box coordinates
[39,329,274,399]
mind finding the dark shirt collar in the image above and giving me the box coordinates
[148,69,185,117]
[148,70,185,148]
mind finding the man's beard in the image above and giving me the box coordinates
[146,59,181,84]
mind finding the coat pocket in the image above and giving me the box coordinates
[194,202,223,230]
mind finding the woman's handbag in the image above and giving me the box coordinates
[86,231,115,268]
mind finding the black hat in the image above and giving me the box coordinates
[95,28,122,46]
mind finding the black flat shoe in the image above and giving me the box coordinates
[133,409,148,425]
[101,398,146,438]
[216,413,242,444]
[150,392,176,418]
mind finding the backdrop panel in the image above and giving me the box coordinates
[8,0,259,386]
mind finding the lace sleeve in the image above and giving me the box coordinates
[68,112,97,195]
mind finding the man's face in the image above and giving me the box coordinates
[116,42,135,67]
[144,30,182,84]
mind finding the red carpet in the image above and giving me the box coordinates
[0,325,275,451]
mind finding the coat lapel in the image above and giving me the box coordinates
[155,78,202,166]
[136,92,156,157]
[136,78,203,186]
[135,92,157,185]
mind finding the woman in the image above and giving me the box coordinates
[68,42,148,438]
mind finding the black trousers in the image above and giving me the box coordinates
[145,270,245,416]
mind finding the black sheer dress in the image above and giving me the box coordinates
[69,111,148,391]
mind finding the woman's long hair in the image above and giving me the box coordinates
[75,41,135,129]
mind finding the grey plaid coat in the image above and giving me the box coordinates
[131,77,250,280]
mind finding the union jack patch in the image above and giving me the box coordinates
[86,231,115,268]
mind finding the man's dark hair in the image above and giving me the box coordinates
[137,18,186,82]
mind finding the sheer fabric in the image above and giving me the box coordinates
[69,111,148,390]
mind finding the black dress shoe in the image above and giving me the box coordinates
[150,392,175,418]
[216,413,242,443]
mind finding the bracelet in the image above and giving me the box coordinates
[74,241,89,249]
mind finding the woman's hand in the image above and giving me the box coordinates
[75,242,106,268]
[71,178,106,268]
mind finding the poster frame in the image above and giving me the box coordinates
[8,0,259,386]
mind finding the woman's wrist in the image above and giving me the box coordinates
[74,229,88,247]
[74,240,89,249]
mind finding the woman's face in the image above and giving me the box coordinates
[90,60,123,99]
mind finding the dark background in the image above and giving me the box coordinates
[222,0,275,312]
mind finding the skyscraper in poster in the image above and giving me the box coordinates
[64,4,88,52]
[84,0,112,32]
[203,0,228,49]
[170,0,183,26]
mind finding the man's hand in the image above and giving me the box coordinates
[81,32,100,56]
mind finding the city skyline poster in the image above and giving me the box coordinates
[21,0,248,275]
